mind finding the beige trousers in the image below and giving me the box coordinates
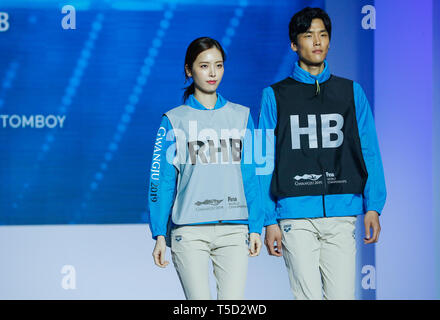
[170,224,249,300]
[279,216,357,300]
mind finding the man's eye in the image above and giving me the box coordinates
[201,65,208,68]
[217,64,223,68]
[321,33,328,37]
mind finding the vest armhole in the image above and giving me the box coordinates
[243,107,250,133]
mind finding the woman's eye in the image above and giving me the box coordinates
[201,65,208,68]
[217,64,223,68]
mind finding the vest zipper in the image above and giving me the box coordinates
[315,79,320,96]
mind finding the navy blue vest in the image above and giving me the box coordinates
[270,75,368,198]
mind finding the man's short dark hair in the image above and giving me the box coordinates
[289,7,332,44]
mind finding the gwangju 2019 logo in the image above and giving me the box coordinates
[194,199,224,211]
[293,173,323,186]
[194,199,223,206]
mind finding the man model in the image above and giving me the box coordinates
[259,7,386,299]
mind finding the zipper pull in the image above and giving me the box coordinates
[315,79,320,96]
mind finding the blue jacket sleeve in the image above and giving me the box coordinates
[241,113,264,234]
[257,87,278,226]
[147,115,177,239]
[353,82,387,214]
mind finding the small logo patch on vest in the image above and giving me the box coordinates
[293,174,324,187]
[325,171,348,185]
[175,235,182,242]
[294,174,322,181]
[194,199,223,206]
[283,224,292,233]
[227,196,247,209]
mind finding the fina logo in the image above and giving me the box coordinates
[0,114,66,129]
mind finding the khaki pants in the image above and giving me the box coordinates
[279,216,357,300]
[171,224,249,300]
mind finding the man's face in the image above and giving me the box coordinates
[291,18,330,66]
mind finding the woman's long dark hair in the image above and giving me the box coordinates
[182,37,226,103]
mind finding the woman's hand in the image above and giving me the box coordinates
[152,236,169,268]
[248,232,262,257]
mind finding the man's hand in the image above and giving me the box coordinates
[249,233,262,257]
[264,224,283,257]
[152,236,169,268]
[364,211,381,244]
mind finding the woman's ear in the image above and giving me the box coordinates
[185,64,192,78]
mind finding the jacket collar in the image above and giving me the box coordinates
[291,59,331,84]
[185,93,227,110]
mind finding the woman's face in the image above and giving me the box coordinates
[186,47,224,95]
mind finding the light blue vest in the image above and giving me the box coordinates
[165,102,250,225]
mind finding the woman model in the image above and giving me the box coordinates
[148,37,263,300]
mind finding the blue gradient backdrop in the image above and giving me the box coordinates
[0,0,375,300]
[2,0,437,299]
[1,0,323,225]
[374,0,438,299]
